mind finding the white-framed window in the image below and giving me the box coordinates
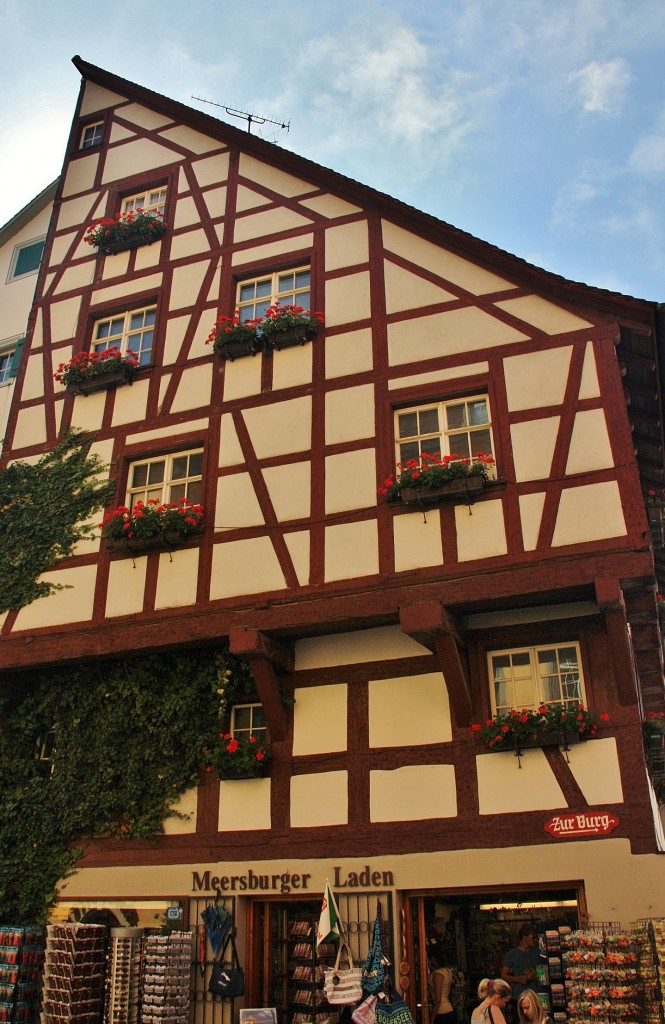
[395,395,494,469]
[36,725,57,775]
[7,237,46,282]
[0,337,24,384]
[237,266,311,323]
[81,122,103,149]
[0,350,12,384]
[92,306,156,367]
[231,703,267,744]
[126,449,203,509]
[121,187,167,217]
[489,643,585,717]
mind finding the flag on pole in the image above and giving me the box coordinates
[317,881,342,947]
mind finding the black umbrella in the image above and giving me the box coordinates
[202,902,231,957]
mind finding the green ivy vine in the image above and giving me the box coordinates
[0,431,114,613]
[0,647,244,925]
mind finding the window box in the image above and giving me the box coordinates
[265,322,318,351]
[67,362,136,396]
[98,229,166,257]
[107,526,203,556]
[396,474,487,507]
[513,728,583,755]
[217,760,268,781]
[214,334,264,362]
[208,732,271,781]
[85,210,167,256]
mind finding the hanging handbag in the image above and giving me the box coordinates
[374,998,415,1024]
[323,940,363,1005]
[208,929,245,998]
[362,903,385,995]
[353,994,378,1024]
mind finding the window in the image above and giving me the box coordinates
[126,449,203,509]
[489,643,585,716]
[122,187,167,217]
[237,266,311,322]
[0,349,14,384]
[92,306,156,367]
[395,395,494,470]
[36,726,57,774]
[8,237,45,281]
[81,122,103,148]
[231,704,267,744]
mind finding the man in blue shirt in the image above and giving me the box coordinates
[501,924,540,1005]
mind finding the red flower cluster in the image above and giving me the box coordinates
[471,703,609,749]
[219,732,266,762]
[100,497,204,542]
[378,451,495,498]
[206,303,325,350]
[54,347,139,386]
[84,208,167,248]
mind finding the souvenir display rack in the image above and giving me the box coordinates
[42,923,108,1024]
[630,920,662,1024]
[105,929,144,1024]
[561,925,643,1024]
[287,918,338,1024]
[0,926,44,1024]
[139,932,194,1024]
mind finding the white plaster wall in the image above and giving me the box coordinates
[566,409,614,475]
[105,557,148,618]
[388,307,529,366]
[503,347,572,412]
[263,462,312,522]
[112,379,150,427]
[325,384,375,444]
[232,234,314,268]
[234,208,313,244]
[325,329,374,379]
[13,404,46,447]
[300,194,361,218]
[290,771,348,827]
[154,548,200,609]
[221,351,263,401]
[102,138,179,183]
[325,449,377,513]
[293,684,348,755]
[381,221,517,295]
[162,787,198,834]
[325,221,369,271]
[170,229,210,262]
[171,364,213,414]
[566,738,623,804]
[384,261,456,315]
[219,778,271,831]
[495,295,592,334]
[243,397,312,458]
[552,481,626,546]
[519,493,547,551]
[216,473,265,529]
[160,124,219,154]
[271,344,313,392]
[192,152,230,188]
[368,673,451,747]
[579,344,601,399]
[61,155,99,199]
[456,499,507,561]
[12,565,97,629]
[80,82,125,116]
[393,510,444,571]
[238,155,317,198]
[284,531,310,586]
[511,418,560,483]
[325,272,371,328]
[324,520,379,581]
[370,765,457,821]
[295,625,429,669]
[210,537,287,599]
[477,749,566,813]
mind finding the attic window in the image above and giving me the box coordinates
[8,237,45,281]
[81,122,103,149]
[122,187,167,217]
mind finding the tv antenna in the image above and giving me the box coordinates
[191,96,290,139]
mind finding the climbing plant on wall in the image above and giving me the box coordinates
[0,431,114,613]
[0,647,244,924]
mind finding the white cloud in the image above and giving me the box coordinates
[568,58,632,115]
[628,106,665,178]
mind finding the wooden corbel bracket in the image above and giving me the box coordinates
[228,628,293,741]
[399,601,472,728]
[594,577,637,706]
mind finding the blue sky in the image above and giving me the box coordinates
[1,0,665,301]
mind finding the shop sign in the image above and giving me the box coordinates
[191,863,395,894]
[544,812,619,839]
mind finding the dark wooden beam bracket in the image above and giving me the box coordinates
[399,601,472,727]
[228,627,293,740]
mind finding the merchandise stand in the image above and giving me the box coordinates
[42,924,108,1024]
[561,925,644,1024]
[105,929,144,1024]
[287,918,337,1024]
[0,926,44,1024]
[139,932,194,1024]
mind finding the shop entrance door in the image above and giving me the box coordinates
[404,886,583,1024]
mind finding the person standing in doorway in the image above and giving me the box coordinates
[501,925,540,1006]
[430,951,457,1024]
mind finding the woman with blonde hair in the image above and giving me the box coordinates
[470,978,512,1024]
[516,989,553,1024]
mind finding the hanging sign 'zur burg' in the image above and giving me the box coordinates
[544,812,619,839]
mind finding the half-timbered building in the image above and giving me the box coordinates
[2,55,665,1020]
